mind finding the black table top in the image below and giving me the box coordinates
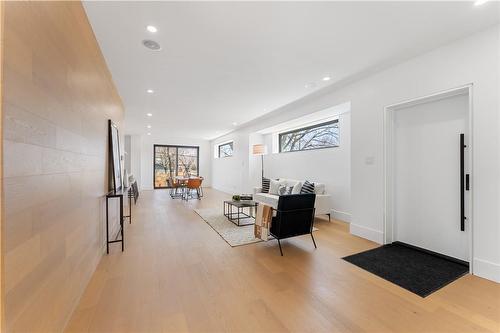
[224,200,258,207]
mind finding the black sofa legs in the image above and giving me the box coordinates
[327,213,331,222]
[311,232,317,249]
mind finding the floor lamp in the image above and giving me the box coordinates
[252,144,268,179]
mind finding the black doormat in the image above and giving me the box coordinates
[342,242,469,297]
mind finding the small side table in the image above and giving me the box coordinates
[223,200,258,226]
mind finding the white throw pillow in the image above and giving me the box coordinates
[269,179,283,195]
[291,182,303,194]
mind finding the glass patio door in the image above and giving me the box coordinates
[154,145,199,189]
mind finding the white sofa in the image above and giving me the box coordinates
[253,178,332,220]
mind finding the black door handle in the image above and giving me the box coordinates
[460,134,466,231]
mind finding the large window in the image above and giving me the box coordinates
[279,119,339,153]
[154,145,199,188]
[218,141,233,158]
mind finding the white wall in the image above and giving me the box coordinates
[347,26,499,283]
[138,134,212,190]
[211,131,249,194]
[129,134,142,189]
[259,112,351,221]
[211,26,500,282]
[211,111,351,222]
[124,135,132,173]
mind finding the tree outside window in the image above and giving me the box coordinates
[218,142,233,158]
[279,120,339,153]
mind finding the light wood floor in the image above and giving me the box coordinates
[65,188,500,333]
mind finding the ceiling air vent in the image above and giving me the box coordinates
[142,39,161,51]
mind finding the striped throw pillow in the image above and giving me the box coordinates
[300,180,315,194]
[262,177,270,193]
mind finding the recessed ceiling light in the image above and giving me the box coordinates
[474,0,488,5]
[146,25,157,33]
[147,113,153,117]
[147,133,151,136]
[232,122,238,126]
[142,39,161,51]
[147,125,152,129]
[147,89,154,94]
[322,76,331,81]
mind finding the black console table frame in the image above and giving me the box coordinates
[106,187,132,254]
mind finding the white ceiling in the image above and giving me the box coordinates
[83,1,499,140]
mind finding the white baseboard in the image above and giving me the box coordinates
[331,209,351,223]
[473,258,500,283]
[350,223,384,244]
[211,185,233,194]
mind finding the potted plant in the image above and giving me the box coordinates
[232,194,241,202]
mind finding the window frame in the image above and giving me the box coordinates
[278,119,339,153]
[153,144,200,189]
[217,141,234,158]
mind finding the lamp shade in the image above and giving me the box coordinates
[252,144,267,155]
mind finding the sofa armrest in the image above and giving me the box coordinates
[314,194,331,216]
[253,187,263,194]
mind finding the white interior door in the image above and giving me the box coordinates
[393,93,469,262]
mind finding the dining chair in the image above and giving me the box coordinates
[199,176,204,197]
[184,178,202,200]
[167,178,182,198]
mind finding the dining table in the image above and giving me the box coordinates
[173,176,203,199]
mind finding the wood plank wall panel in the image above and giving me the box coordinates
[1,1,5,331]
[2,2,124,332]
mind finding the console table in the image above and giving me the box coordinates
[105,187,132,254]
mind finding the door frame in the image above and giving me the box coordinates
[383,84,474,273]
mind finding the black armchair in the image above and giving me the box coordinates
[270,193,317,256]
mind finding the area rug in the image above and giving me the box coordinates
[194,208,318,247]
[343,242,469,297]
[194,208,263,247]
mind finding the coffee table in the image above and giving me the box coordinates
[223,200,258,226]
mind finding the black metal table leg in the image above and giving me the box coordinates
[120,195,124,251]
[237,207,240,226]
[129,188,132,224]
